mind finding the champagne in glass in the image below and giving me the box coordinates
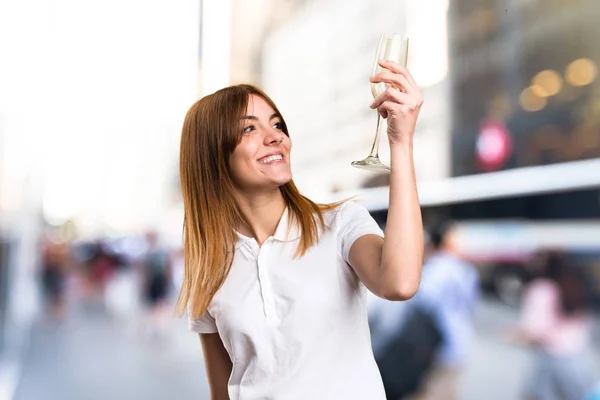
[351,33,409,172]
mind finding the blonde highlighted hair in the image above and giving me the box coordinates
[176,84,342,319]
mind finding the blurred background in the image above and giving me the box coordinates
[0,0,599,399]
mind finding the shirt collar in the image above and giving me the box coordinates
[234,208,301,249]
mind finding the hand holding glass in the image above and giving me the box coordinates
[351,33,409,172]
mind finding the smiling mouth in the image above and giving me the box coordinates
[258,154,284,164]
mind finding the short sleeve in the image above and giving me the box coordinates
[337,201,384,263]
[188,307,218,334]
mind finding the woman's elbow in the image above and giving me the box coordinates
[381,280,420,301]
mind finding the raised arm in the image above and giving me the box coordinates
[200,333,233,400]
[349,60,424,301]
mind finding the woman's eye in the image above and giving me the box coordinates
[273,121,283,130]
[242,125,255,133]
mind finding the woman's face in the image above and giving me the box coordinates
[229,94,292,192]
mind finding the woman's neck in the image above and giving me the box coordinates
[234,189,286,245]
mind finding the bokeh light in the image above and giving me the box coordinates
[532,69,563,97]
[520,86,548,112]
[566,58,597,87]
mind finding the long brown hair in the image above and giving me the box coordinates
[176,84,342,319]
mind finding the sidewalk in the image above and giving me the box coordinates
[13,302,209,400]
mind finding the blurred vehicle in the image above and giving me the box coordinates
[450,220,600,308]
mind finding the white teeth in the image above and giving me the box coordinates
[259,154,283,163]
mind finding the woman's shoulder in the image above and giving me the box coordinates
[321,200,365,224]
[322,199,365,215]
[319,200,383,241]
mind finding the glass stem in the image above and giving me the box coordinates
[368,112,383,158]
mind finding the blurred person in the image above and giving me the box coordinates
[371,282,443,400]
[406,221,480,400]
[509,251,596,400]
[86,241,119,303]
[140,231,172,338]
[176,61,425,399]
[40,235,70,319]
[369,230,439,400]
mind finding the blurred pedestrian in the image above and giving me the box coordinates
[409,221,480,400]
[176,62,425,399]
[40,236,69,319]
[510,251,596,400]
[369,230,441,400]
[87,241,118,304]
[140,231,172,338]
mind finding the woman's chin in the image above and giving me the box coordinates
[274,175,293,187]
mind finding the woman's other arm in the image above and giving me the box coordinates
[200,333,232,400]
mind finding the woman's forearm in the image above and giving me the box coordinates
[379,141,424,300]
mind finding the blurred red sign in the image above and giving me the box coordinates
[476,119,512,171]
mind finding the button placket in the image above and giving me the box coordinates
[257,239,275,319]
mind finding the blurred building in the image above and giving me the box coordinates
[450,0,600,178]
[0,106,43,400]
[441,0,600,304]
[0,2,46,388]
[434,0,600,221]
[22,0,199,237]
[0,2,202,396]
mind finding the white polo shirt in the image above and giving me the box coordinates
[189,201,386,400]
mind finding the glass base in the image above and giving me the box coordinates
[350,156,390,172]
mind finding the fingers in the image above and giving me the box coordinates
[370,72,413,94]
[368,62,423,122]
[370,86,421,111]
[375,60,419,91]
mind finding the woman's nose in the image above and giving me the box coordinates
[265,130,284,145]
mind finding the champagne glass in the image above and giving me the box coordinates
[351,33,409,172]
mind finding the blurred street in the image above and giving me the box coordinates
[13,300,209,400]
[12,297,600,400]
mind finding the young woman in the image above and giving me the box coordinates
[176,60,424,399]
